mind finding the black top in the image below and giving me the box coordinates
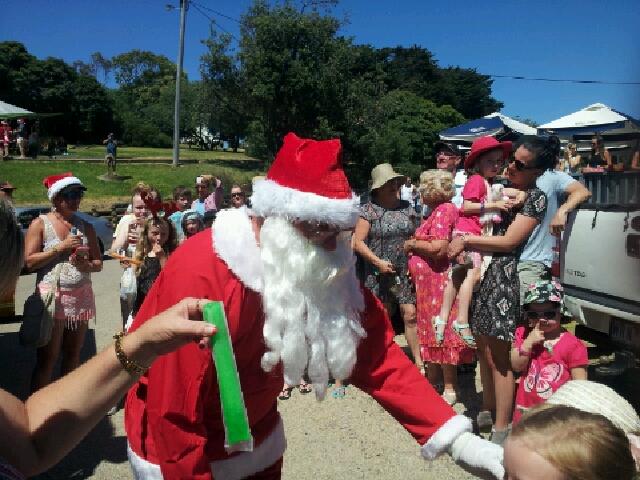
[133,256,162,316]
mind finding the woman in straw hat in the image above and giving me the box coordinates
[353,163,421,372]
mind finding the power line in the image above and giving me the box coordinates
[191,1,242,24]
[487,74,640,86]
[190,2,241,42]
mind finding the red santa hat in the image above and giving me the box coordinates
[250,133,359,228]
[43,172,86,201]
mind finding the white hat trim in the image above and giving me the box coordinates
[213,208,264,293]
[48,176,85,200]
[250,179,360,229]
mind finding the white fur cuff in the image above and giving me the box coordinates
[421,414,472,460]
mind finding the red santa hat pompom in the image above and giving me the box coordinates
[250,133,359,229]
[43,172,86,201]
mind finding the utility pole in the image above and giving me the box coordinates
[172,0,188,167]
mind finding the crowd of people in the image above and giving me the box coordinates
[0,131,638,480]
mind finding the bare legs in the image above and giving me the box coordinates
[399,303,421,370]
[475,334,514,431]
[438,268,477,342]
[31,321,89,393]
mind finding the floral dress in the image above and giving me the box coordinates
[360,200,418,305]
[408,203,475,365]
[470,188,547,342]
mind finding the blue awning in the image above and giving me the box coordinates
[439,116,504,141]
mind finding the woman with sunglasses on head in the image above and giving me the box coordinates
[23,173,103,392]
[510,280,587,425]
[448,135,559,445]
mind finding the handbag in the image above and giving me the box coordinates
[19,264,63,348]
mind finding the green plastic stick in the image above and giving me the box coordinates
[203,301,253,452]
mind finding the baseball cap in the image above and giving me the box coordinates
[434,141,462,157]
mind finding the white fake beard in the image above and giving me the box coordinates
[259,216,366,400]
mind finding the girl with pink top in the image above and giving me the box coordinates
[434,137,516,347]
[510,280,587,424]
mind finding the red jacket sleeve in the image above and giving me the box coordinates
[350,289,455,445]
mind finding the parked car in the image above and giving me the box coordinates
[560,171,640,353]
[15,206,114,256]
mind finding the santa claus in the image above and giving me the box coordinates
[125,133,503,479]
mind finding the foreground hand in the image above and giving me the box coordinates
[70,255,93,272]
[450,432,504,480]
[448,236,465,260]
[125,298,217,367]
[492,199,511,212]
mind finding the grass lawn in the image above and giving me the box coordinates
[65,144,251,161]
[1,160,266,209]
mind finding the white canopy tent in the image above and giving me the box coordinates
[538,103,630,135]
[0,100,36,119]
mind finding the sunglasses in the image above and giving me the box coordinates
[231,192,245,198]
[60,189,84,201]
[509,158,539,171]
[525,310,559,321]
[295,220,353,238]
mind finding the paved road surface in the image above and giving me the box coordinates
[2,259,637,479]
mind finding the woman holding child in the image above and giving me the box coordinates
[448,135,559,445]
[405,170,475,406]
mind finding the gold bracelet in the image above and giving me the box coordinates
[113,331,148,375]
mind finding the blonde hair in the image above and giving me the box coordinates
[133,217,178,272]
[418,169,454,206]
[511,405,636,480]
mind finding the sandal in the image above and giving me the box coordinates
[278,387,293,400]
[331,386,346,399]
[432,316,446,345]
[298,382,312,394]
[452,320,476,348]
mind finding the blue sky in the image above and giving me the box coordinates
[2,0,639,123]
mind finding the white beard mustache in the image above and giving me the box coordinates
[259,217,366,400]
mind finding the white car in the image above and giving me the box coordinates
[560,171,640,351]
[15,206,114,256]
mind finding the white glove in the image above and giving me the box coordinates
[450,432,504,480]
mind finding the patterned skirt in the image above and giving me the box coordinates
[38,281,96,330]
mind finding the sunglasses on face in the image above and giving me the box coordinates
[525,310,559,321]
[295,220,353,238]
[509,158,539,171]
[60,189,84,201]
[231,192,245,198]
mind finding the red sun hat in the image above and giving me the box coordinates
[464,136,512,169]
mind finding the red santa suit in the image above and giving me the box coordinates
[125,133,490,480]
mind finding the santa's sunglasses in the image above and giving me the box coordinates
[295,220,353,238]
[60,189,84,201]
[509,157,539,172]
[525,309,559,321]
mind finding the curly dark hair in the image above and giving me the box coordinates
[516,135,561,171]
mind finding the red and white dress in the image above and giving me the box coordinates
[125,208,464,479]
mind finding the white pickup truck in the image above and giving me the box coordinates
[560,172,640,352]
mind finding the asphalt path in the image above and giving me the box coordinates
[3,259,637,479]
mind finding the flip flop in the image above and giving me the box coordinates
[278,387,293,400]
[298,382,312,394]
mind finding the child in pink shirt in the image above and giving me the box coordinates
[434,136,515,347]
[511,280,588,424]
